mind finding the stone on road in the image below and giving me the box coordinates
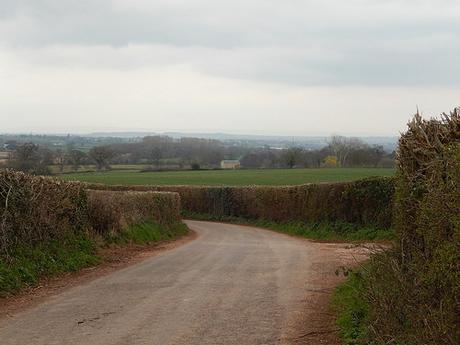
[0,220,366,345]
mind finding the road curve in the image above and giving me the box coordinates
[0,220,367,345]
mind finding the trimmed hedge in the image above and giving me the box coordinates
[0,170,182,256]
[0,170,88,254]
[86,176,395,229]
[87,190,181,236]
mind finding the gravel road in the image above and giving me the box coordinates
[0,220,367,345]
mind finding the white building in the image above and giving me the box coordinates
[220,160,241,169]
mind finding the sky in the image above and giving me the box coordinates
[0,0,459,136]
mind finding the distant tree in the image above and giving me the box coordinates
[322,155,338,168]
[240,153,261,168]
[282,147,303,168]
[8,143,51,175]
[369,145,385,167]
[89,146,114,170]
[149,146,163,167]
[55,149,66,172]
[327,136,365,167]
[67,149,87,171]
[302,150,322,168]
[379,150,396,168]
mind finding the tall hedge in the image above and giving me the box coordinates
[361,108,460,344]
[86,177,395,229]
[0,170,182,256]
[394,108,459,343]
[0,170,88,254]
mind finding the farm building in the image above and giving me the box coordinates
[220,160,241,169]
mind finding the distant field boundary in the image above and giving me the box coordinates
[86,176,395,230]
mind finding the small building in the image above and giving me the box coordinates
[220,160,240,169]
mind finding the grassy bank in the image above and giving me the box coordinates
[332,268,370,344]
[0,221,188,297]
[0,235,99,297]
[106,221,189,245]
[185,212,395,242]
[60,167,395,186]
[0,170,184,297]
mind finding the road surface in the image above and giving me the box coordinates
[0,220,367,345]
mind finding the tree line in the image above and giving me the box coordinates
[2,135,395,175]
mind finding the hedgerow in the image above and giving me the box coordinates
[86,176,395,229]
[0,170,88,255]
[336,108,460,345]
[0,170,183,296]
[87,190,181,236]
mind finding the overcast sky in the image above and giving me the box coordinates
[0,0,459,136]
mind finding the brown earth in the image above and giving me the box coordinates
[0,220,370,345]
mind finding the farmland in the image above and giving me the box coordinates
[60,167,395,186]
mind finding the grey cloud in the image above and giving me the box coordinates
[0,0,459,86]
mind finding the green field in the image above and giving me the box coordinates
[60,168,394,186]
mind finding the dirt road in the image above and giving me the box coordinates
[0,220,368,345]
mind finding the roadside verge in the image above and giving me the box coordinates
[0,224,196,319]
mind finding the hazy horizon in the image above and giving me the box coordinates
[0,129,400,139]
[1,1,459,136]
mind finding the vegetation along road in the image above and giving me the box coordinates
[0,221,369,345]
[60,167,394,186]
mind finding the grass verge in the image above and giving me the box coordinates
[0,235,100,298]
[184,212,395,242]
[0,221,188,297]
[332,268,370,344]
[106,221,189,245]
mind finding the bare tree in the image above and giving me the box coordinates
[282,147,303,168]
[149,146,163,167]
[55,149,66,173]
[8,143,51,175]
[67,149,87,171]
[89,146,114,170]
[327,136,365,167]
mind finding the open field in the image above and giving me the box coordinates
[48,164,152,174]
[59,167,395,186]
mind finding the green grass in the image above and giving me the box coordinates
[184,212,395,242]
[60,167,395,186]
[0,221,188,297]
[332,269,370,344]
[107,221,189,245]
[0,235,100,297]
